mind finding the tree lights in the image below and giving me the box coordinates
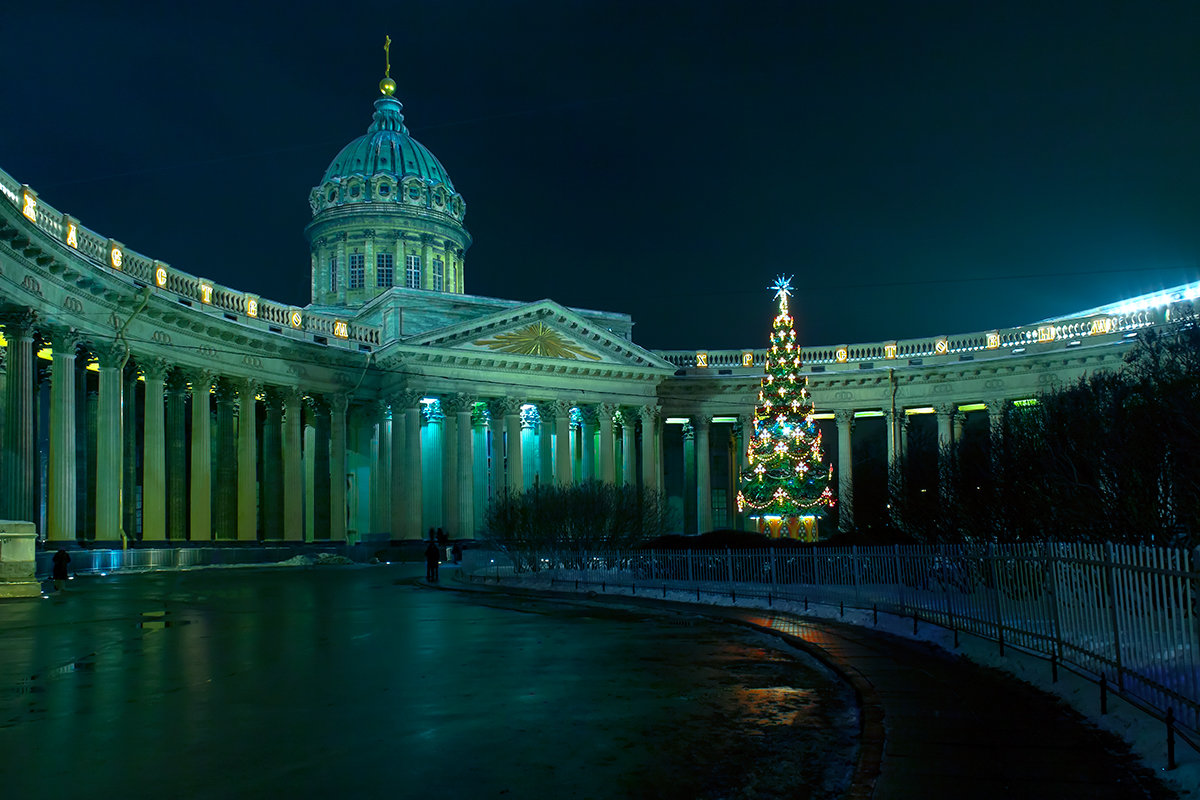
[737,276,835,539]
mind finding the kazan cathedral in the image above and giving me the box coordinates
[0,65,1194,548]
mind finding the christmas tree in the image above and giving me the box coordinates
[737,276,835,539]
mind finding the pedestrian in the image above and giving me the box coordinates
[436,527,448,548]
[52,548,71,591]
[451,542,462,564]
[424,540,440,582]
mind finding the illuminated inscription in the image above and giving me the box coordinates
[21,192,36,222]
[155,267,168,287]
[741,351,754,367]
[1037,326,1056,343]
[884,343,897,359]
[290,310,303,328]
[986,331,1000,349]
[66,224,78,249]
[199,283,213,304]
[695,351,708,368]
[246,296,259,318]
[835,348,848,363]
[934,338,948,355]
[1089,317,1113,335]
[110,246,123,270]
[333,320,349,339]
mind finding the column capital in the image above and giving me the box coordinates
[988,398,1007,414]
[389,389,425,410]
[935,402,956,419]
[487,397,518,421]
[596,402,618,422]
[536,401,558,422]
[834,409,855,426]
[43,324,82,354]
[183,368,215,392]
[444,392,476,414]
[329,393,350,413]
[692,414,712,430]
[213,379,238,403]
[93,341,127,369]
[553,398,573,418]
[0,308,37,338]
[262,385,286,409]
[140,357,171,383]
[166,368,190,394]
[639,404,660,422]
[237,377,262,397]
[577,405,599,425]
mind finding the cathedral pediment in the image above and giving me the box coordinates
[402,300,674,370]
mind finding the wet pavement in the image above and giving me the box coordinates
[0,565,857,799]
[461,582,1180,800]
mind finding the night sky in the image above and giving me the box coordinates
[7,1,1200,351]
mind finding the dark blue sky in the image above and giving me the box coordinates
[7,1,1200,350]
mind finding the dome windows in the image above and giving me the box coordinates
[379,183,390,196]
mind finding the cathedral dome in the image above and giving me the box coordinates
[309,94,466,222]
[305,73,471,309]
[320,96,456,191]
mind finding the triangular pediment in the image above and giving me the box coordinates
[402,300,674,370]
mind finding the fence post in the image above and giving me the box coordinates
[852,545,861,606]
[1045,542,1064,664]
[726,547,734,585]
[986,543,1003,645]
[769,546,777,587]
[1103,543,1125,691]
[687,549,694,583]
[893,544,905,616]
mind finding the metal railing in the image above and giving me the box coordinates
[464,542,1200,760]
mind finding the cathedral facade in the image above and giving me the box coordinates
[0,72,1191,545]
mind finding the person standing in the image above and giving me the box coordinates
[424,540,440,582]
[52,549,71,591]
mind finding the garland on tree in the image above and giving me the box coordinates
[737,276,835,524]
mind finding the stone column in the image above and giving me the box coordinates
[502,398,524,494]
[262,389,283,540]
[391,391,423,539]
[574,405,594,482]
[214,380,238,540]
[695,415,712,534]
[620,409,636,486]
[141,358,169,541]
[440,401,458,534]
[370,400,390,536]
[885,409,900,468]
[639,405,659,493]
[189,371,214,541]
[835,409,854,533]
[282,387,304,541]
[448,393,476,537]
[95,344,125,544]
[329,394,348,542]
[1,310,36,522]
[936,402,955,453]
[122,366,139,538]
[46,326,80,542]
[166,371,189,540]
[554,400,572,486]
[537,403,556,487]
[988,398,1006,469]
[597,403,616,485]
[237,379,260,541]
[486,399,508,500]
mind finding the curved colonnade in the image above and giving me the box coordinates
[2,165,1195,542]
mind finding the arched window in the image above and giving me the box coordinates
[406,254,421,289]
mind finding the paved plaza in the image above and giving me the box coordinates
[0,565,857,799]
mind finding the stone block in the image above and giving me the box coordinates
[0,520,42,598]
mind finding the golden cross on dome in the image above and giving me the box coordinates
[384,35,392,78]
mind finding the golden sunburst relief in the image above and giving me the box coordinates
[473,322,602,360]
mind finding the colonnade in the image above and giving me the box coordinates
[0,312,668,542]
